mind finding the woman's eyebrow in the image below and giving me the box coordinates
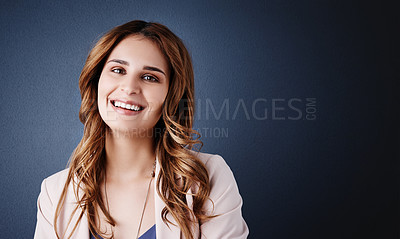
[107,59,165,76]
[107,59,129,65]
[143,66,166,76]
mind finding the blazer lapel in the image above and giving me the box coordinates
[154,156,181,239]
[62,178,90,239]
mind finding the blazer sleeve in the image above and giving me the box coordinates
[34,178,58,239]
[200,154,249,239]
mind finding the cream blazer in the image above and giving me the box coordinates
[34,151,249,239]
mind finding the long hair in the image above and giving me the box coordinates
[54,20,212,239]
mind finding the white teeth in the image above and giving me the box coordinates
[113,100,141,111]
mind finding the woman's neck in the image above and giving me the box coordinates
[104,128,156,182]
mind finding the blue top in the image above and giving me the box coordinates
[90,224,156,239]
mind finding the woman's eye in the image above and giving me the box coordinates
[111,68,125,74]
[143,75,159,82]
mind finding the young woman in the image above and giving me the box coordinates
[34,20,248,239]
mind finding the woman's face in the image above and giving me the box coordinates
[97,35,170,135]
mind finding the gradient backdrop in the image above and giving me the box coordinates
[0,0,398,238]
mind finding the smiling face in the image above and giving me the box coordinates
[97,34,170,135]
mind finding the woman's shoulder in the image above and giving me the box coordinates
[188,150,249,238]
[189,149,225,165]
[188,150,236,182]
[39,168,71,201]
[43,168,70,185]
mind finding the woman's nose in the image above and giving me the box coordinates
[121,75,141,95]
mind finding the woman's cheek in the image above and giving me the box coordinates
[145,99,164,124]
[97,77,112,121]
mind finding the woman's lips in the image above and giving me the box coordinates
[110,99,145,116]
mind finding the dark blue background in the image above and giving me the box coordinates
[0,1,398,238]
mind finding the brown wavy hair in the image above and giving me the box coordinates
[54,20,213,239]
